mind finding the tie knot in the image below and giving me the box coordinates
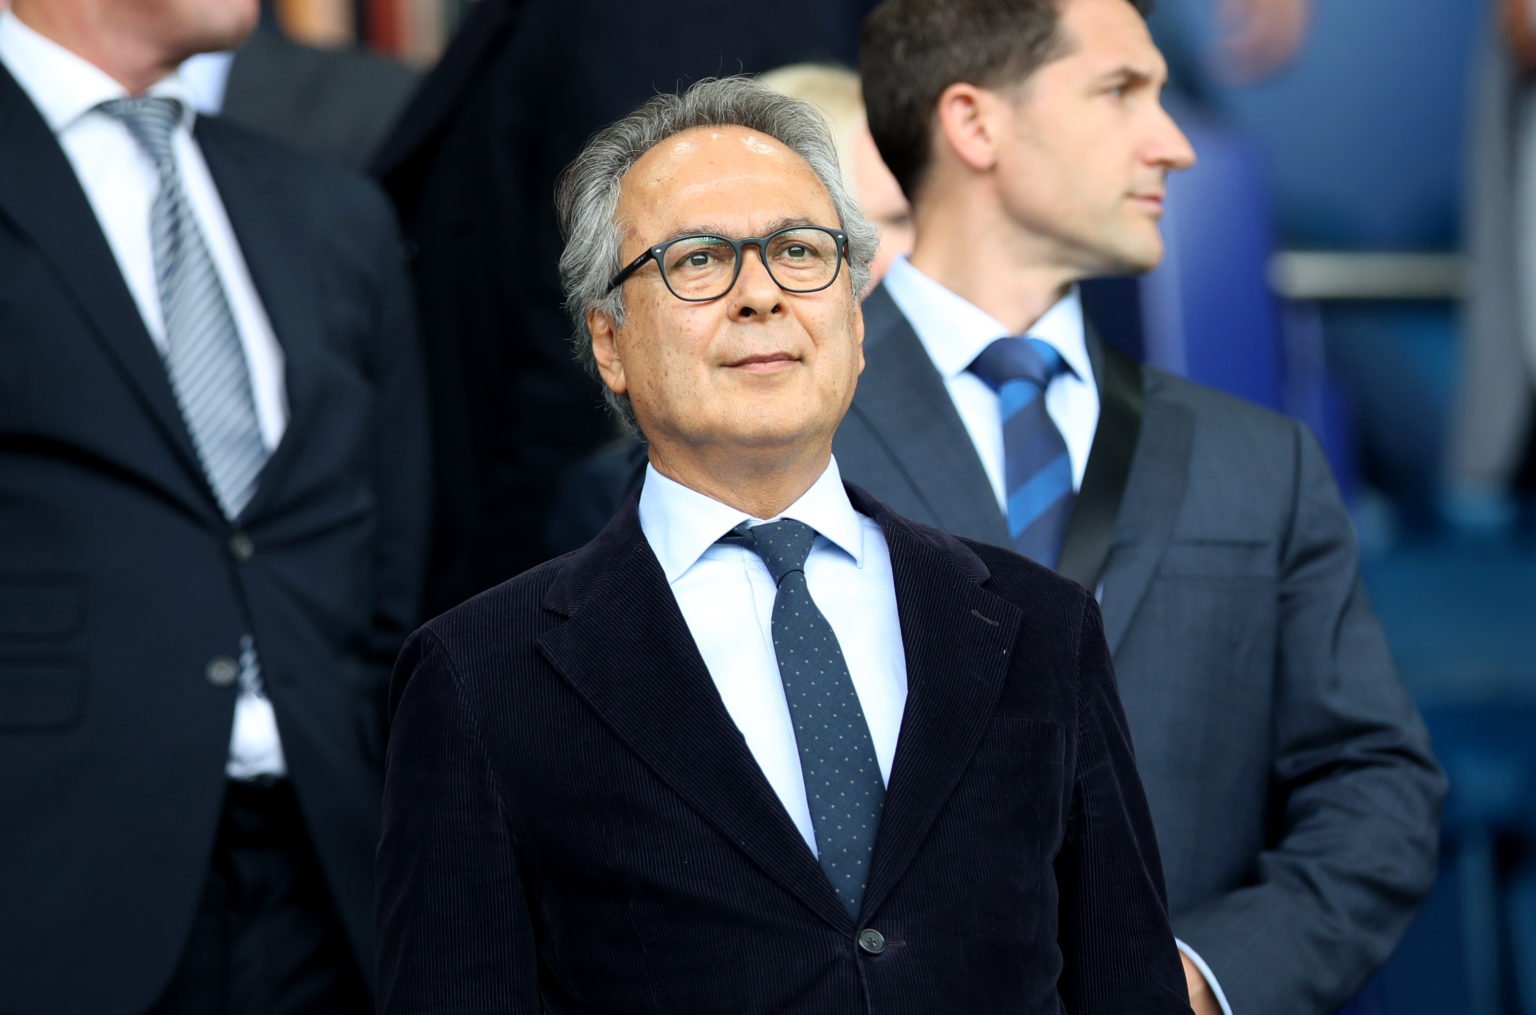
[727,518,818,585]
[969,336,1067,392]
[98,96,184,172]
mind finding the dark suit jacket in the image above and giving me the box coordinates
[377,486,1193,1014]
[833,285,1446,1015]
[0,64,429,1014]
[222,25,419,173]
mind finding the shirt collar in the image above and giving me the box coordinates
[880,254,1094,389]
[638,455,866,584]
[179,50,236,116]
[0,10,197,136]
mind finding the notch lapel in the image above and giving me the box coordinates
[536,514,851,931]
[1096,375,1193,655]
[218,28,285,135]
[852,495,1021,919]
[0,65,209,500]
[847,288,1011,546]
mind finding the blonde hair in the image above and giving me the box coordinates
[757,64,866,195]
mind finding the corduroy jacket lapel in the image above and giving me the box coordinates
[848,489,1022,920]
[535,500,853,931]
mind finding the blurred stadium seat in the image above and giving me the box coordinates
[1376,698,1536,1015]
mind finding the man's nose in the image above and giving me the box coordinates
[729,243,783,317]
[1150,105,1197,171]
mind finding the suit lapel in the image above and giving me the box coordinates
[536,506,851,931]
[0,64,208,496]
[1096,373,1193,655]
[219,27,284,132]
[196,120,323,520]
[851,493,1021,919]
[848,287,1011,545]
[852,283,1190,659]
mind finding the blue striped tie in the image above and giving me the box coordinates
[969,337,1074,567]
[99,96,268,520]
[725,519,885,917]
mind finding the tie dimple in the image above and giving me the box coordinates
[99,95,181,173]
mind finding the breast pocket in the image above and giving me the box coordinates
[1155,538,1275,579]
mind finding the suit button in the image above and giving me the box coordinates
[229,532,254,562]
[205,656,240,687]
[857,928,885,955]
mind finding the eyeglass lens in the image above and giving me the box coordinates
[661,227,840,300]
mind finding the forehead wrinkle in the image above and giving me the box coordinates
[666,216,826,240]
[615,125,838,256]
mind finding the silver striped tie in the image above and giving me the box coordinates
[101,97,270,702]
[99,96,267,519]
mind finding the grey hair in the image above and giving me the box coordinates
[556,75,880,431]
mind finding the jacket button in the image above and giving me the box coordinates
[857,928,885,955]
[205,656,240,687]
[229,532,254,562]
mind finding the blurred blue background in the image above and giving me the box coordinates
[1137,0,1536,1010]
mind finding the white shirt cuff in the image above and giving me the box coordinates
[1176,938,1234,1015]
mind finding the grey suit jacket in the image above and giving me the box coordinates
[834,284,1446,1015]
[222,26,418,172]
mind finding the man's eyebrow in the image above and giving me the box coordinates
[1091,64,1164,89]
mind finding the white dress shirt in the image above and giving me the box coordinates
[1,11,288,777]
[178,50,236,115]
[882,254,1099,503]
[880,256,1234,1015]
[638,457,908,856]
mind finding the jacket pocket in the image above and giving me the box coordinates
[0,574,85,639]
[1155,538,1274,579]
[0,659,86,731]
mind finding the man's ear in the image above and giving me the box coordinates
[588,309,627,394]
[934,82,1003,175]
[853,301,866,375]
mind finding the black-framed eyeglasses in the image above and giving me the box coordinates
[605,225,848,302]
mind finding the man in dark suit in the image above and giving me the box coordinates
[0,0,428,1011]
[378,76,1192,1014]
[840,1,1445,1013]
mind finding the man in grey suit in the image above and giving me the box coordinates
[842,1,1445,1012]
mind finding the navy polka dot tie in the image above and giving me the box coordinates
[969,336,1075,568]
[726,518,885,917]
